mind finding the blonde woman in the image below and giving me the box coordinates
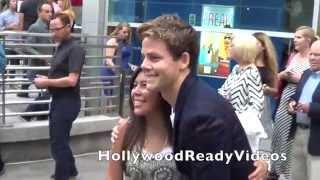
[57,0,75,28]
[271,26,317,179]
[218,34,266,152]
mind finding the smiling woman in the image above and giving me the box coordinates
[107,67,181,180]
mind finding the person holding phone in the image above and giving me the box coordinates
[271,26,317,179]
[286,40,320,180]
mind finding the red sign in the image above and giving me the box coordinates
[71,0,82,6]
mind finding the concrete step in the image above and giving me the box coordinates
[0,115,118,162]
[0,153,107,180]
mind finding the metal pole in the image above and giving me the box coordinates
[1,72,5,125]
[118,70,125,117]
[1,34,6,125]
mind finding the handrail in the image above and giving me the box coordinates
[0,31,129,125]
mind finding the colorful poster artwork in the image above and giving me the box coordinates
[198,32,232,77]
[198,4,234,77]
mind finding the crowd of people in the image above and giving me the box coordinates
[0,1,320,180]
[108,16,320,180]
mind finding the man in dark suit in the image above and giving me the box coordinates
[139,15,266,180]
[288,40,320,180]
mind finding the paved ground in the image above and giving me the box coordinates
[0,153,107,180]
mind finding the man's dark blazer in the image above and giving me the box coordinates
[291,69,320,156]
[173,74,255,180]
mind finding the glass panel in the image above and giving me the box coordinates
[107,0,314,32]
[282,0,314,32]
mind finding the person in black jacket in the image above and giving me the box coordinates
[139,15,266,180]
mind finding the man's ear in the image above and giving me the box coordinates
[179,52,191,70]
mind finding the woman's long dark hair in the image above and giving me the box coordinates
[122,67,172,153]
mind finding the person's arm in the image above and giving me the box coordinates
[218,65,237,99]
[105,38,117,67]
[106,118,129,180]
[34,72,80,88]
[263,75,279,97]
[245,69,264,112]
[34,45,85,88]
[17,12,24,31]
[218,76,230,99]
[17,1,25,31]
[0,15,5,30]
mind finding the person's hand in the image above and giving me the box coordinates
[287,71,301,83]
[35,74,48,79]
[110,117,128,143]
[288,100,297,114]
[248,160,268,180]
[263,84,271,94]
[110,125,119,143]
[296,103,310,114]
[104,59,115,67]
[6,22,19,30]
[279,70,289,80]
[33,75,49,88]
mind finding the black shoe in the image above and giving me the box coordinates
[21,115,32,122]
[17,92,29,98]
[0,163,5,176]
[50,171,78,179]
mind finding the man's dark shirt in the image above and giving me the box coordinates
[19,0,39,30]
[48,38,85,97]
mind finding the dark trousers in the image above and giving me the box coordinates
[49,95,80,180]
[0,153,3,171]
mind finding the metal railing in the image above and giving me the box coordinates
[0,31,131,125]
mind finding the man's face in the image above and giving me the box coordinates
[50,18,70,42]
[9,0,17,11]
[309,41,320,72]
[141,37,182,93]
[40,4,52,23]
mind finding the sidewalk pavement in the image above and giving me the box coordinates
[0,153,107,180]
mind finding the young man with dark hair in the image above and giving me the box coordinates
[139,15,266,180]
[34,13,85,180]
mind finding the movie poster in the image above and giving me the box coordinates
[198,5,235,77]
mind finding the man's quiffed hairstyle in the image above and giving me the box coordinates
[54,13,71,26]
[138,15,199,72]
